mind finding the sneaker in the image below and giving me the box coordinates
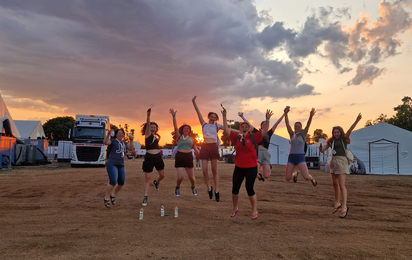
[142,196,148,206]
[215,191,220,202]
[153,180,159,190]
[175,187,180,197]
[208,186,214,199]
[192,186,198,196]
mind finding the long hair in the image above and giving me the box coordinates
[141,122,160,138]
[327,126,351,145]
[178,124,192,136]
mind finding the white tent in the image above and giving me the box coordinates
[348,123,412,175]
[268,134,290,165]
[0,94,20,139]
[14,120,46,140]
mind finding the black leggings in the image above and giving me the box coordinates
[232,166,257,196]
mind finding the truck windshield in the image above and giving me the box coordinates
[73,127,105,139]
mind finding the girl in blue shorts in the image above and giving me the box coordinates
[284,107,317,186]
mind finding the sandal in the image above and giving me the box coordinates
[251,212,258,220]
[257,173,265,182]
[332,204,342,214]
[311,177,317,186]
[110,195,116,205]
[340,207,349,218]
[230,209,239,218]
[104,198,110,208]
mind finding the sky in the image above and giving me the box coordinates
[1,0,411,145]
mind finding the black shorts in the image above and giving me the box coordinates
[199,143,220,160]
[175,151,194,168]
[142,153,165,173]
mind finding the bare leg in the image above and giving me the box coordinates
[285,163,296,181]
[262,164,271,179]
[111,184,123,197]
[201,159,211,190]
[297,162,313,181]
[143,172,151,196]
[185,168,196,187]
[232,193,239,212]
[338,174,347,213]
[176,168,185,187]
[211,159,219,192]
[249,194,258,215]
[331,173,341,208]
[105,184,115,200]
[156,169,165,184]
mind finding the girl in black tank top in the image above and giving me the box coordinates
[140,108,165,207]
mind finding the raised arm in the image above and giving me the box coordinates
[127,135,134,151]
[303,108,316,133]
[221,108,231,136]
[345,113,362,139]
[271,111,286,132]
[261,109,273,136]
[284,106,293,136]
[145,108,152,138]
[170,108,180,140]
[238,112,256,131]
[104,129,112,145]
[192,96,206,125]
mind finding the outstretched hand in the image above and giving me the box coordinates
[284,106,290,113]
[192,96,197,102]
[310,108,316,117]
[221,108,227,117]
[147,108,151,116]
[238,112,244,118]
[169,108,177,117]
[356,113,362,121]
[266,109,274,120]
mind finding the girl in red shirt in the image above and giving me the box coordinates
[222,108,273,220]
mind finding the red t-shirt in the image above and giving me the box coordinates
[229,131,263,168]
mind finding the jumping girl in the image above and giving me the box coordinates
[141,108,165,206]
[170,108,200,196]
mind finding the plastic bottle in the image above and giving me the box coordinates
[161,205,165,217]
[174,206,178,218]
[139,208,143,220]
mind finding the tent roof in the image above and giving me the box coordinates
[14,120,46,140]
[0,94,20,139]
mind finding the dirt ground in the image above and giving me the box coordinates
[1,158,411,260]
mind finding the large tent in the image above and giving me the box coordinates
[268,134,290,165]
[14,120,46,140]
[0,94,20,139]
[348,123,412,175]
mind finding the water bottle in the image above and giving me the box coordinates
[161,205,164,217]
[139,208,143,220]
[174,206,178,218]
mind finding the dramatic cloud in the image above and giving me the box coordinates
[347,65,386,85]
[0,0,410,129]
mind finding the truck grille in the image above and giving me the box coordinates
[76,146,101,161]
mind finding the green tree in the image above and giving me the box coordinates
[312,129,328,143]
[365,113,389,127]
[365,96,412,131]
[388,96,412,131]
[43,116,75,144]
